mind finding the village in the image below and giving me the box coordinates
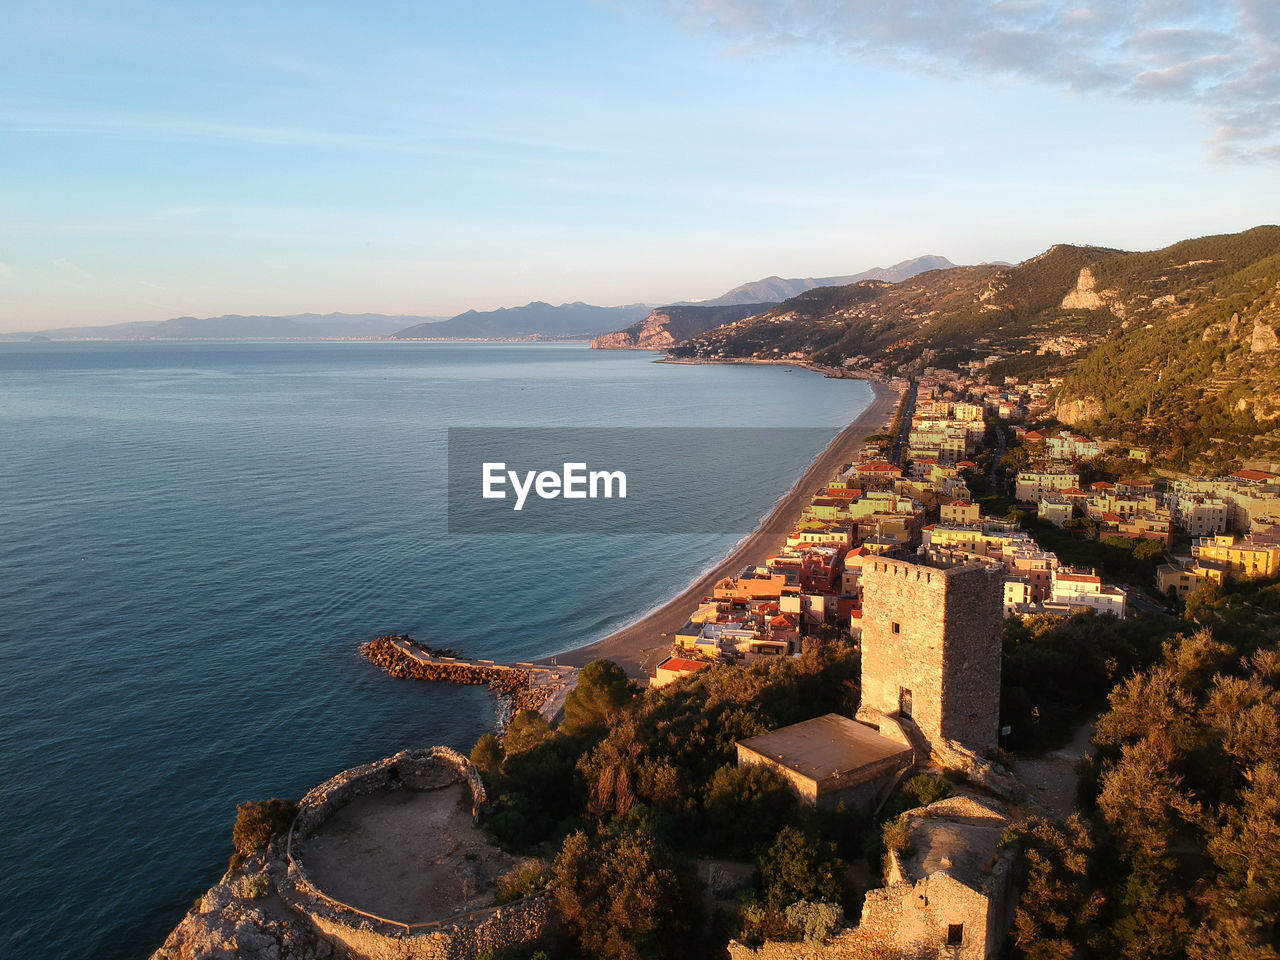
[651,363,1280,689]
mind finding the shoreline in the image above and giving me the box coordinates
[557,370,901,677]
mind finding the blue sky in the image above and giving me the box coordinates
[2,0,1278,331]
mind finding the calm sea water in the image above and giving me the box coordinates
[0,341,871,959]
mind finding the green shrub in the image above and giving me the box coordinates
[242,872,272,899]
[784,899,845,943]
[882,816,910,853]
[471,732,502,773]
[900,773,952,808]
[495,858,553,904]
[232,798,298,857]
[759,825,845,908]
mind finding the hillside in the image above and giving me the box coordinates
[0,312,433,340]
[672,226,1280,465]
[392,301,651,339]
[590,302,777,349]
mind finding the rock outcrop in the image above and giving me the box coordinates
[591,302,775,350]
[1054,395,1104,426]
[1061,267,1103,310]
[591,310,679,349]
[151,853,335,960]
[1252,319,1279,354]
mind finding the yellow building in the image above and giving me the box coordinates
[1191,534,1280,579]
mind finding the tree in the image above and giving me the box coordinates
[552,826,700,960]
[562,659,633,735]
[701,763,796,858]
[471,732,501,774]
[1006,815,1103,960]
[503,710,551,756]
[759,825,845,908]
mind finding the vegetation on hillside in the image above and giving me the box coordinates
[1008,575,1280,959]
[672,226,1280,464]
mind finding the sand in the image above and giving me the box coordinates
[557,376,899,677]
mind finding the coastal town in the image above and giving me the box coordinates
[650,363,1280,690]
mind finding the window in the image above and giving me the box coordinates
[892,621,901,634]
[947,924,963,945]
[899,687,913,717]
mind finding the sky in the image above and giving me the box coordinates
[1,0,1278,331]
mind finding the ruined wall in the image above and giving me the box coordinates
[860,559,1003,757]
[277,748,555,960]
[298,893,555,960]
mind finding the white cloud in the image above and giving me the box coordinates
[663,0,1279,160]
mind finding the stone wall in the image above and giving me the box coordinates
[296,892,555,960]
[277,748,555,960]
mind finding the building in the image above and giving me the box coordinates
[856,796,1018,960]
[1165,487,1230,537]
[1049,566,1126,617]
[736,713,914,813]
[1192,533,1280,580]
[941,499,981,525]
[1015,469,1080,503]
[1037,495,1073,527]
[650,657,711,688]
[859,558,1004,756]
[1156,559,1226,599]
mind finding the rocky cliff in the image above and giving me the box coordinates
[591,302,776,349]
[151,852,336,960]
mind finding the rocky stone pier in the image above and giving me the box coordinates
[359,635,576,724]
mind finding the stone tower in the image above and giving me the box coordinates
[860,557,1003,757]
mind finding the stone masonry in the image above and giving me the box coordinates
[860,558,1004,758]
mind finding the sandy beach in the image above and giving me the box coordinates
[558,375,900,677]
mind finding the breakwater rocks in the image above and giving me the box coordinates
[359,635,567,720]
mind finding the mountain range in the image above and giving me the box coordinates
[698,254,957,306]
[4,255,958,342]
[390,301,651,339]
[1,312,436,341]
[671,226,1280,469]
[589,255,958,350]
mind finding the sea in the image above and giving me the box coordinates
[0,340,872,959]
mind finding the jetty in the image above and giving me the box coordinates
[360,635,577,725]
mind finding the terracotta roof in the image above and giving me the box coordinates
[656,657,710,674]
[1234,469,1278,482]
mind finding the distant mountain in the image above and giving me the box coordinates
[392,301,651,339]
[703,255,957,306]
[591,303,778,350]
[0,312,433,340]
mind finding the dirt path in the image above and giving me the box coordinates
[1008,720,1097,819]
[558,378,899,677]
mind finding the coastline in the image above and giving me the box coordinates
[557,371,900,677]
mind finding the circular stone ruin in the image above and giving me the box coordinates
[277,747,552,960]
